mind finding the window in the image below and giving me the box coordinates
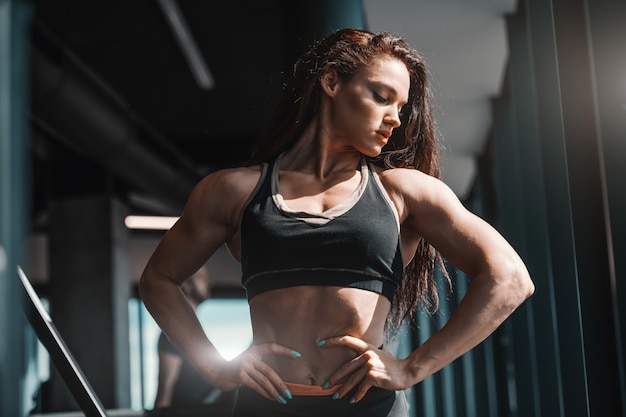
[128,298,252,409]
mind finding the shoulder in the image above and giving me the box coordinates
[183,165,264,228]
[374,166,460,222]
[195,165,263,195]
[375,167,488,258]
[375,165,439,189]
[189,165,263,202]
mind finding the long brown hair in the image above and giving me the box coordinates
[249,28,450,329]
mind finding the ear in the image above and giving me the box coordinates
[320,69,340,97]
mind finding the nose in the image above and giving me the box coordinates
[384,108,402,128]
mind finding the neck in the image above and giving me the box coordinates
[282,118,362,179]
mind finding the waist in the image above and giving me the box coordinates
[249,286,390,385]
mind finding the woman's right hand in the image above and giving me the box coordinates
[210,343,301,403]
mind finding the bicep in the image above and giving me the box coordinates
[405,178,519,278]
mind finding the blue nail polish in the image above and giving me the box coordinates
[317,339,326,347]
[278,395,287,404]
[285,389,293,400]
[332,392,339,400]
[291,350,302,358]
[349,397,356,404]
[322,381,330,390]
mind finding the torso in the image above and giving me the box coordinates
[249,286,390,385]
[223,156,419,386]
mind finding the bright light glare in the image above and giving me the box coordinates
[198,300,252,361]
[124,215,179,230]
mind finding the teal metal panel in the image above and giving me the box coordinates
[503,3,562,415]
[525,0,590,414]
[414,313,439,417]
[463,190,501,417]
[523,0,624,414]
[551,0,622,414]
[0,0,33,416]
[491,85,543,417]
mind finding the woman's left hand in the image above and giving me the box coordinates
[319,335,414,403]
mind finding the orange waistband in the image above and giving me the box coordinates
[285,382,341,396]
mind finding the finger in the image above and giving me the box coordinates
[325,354,368,387]
[248,343,300,401]
[253,359,294,402]
[247,379,289,404]
[243,374,276,402]
[236,349,293,402]
[238,361,287,403]
[332,366,370,401]
[349,379,375,404]
[226,356,274,401]
[318,335,372,353]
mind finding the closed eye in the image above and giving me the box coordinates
[373,92,389,104]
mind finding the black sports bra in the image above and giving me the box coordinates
[240,155,404,302]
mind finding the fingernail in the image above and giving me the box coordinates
[285,389,293,400]
[349,397,356,404]
[291,350,302,358]
[322,381,330,390]
[278,395,287,404]
[332,392,339,400]
[317,339,326,347]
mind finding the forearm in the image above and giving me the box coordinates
[139,270,225,383]
[405,265,533,384]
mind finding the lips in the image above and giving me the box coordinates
[377,130,392,140]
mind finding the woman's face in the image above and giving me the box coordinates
[326,56,410,157]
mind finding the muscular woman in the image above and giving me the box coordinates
[139,29,534,417]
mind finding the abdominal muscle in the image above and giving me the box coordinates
[248,285,391,387]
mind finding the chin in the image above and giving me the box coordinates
[362,146,384,158]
